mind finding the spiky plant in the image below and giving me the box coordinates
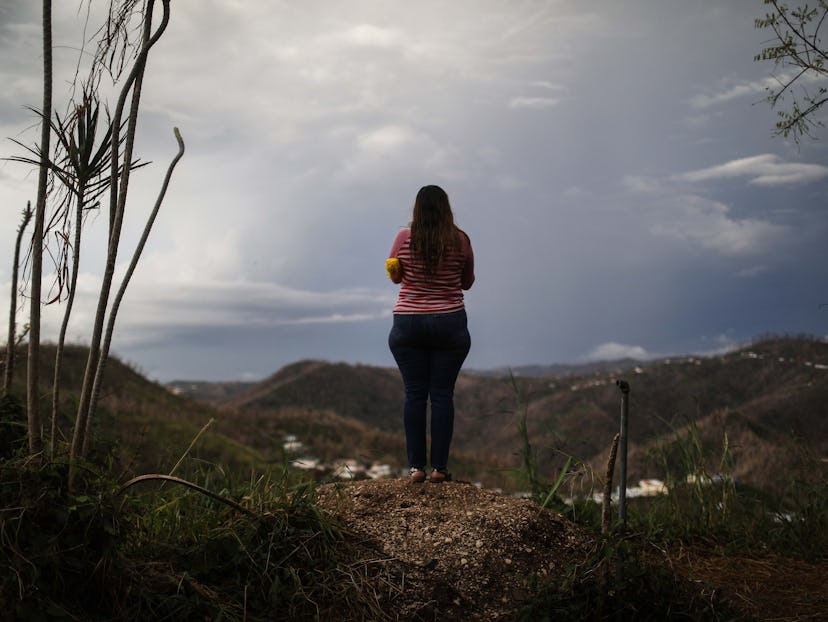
[9,93,143,459]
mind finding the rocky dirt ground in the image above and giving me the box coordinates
[317,477,594,621]
[316,478,828,621]
[666,549,828,622]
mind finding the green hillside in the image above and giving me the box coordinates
[193,336,828,497]
[3,344,266,477]
[220,360,405,433]
[4,336,825,498]
[2,337,827,620]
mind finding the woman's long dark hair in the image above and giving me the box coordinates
[410,185,461,277]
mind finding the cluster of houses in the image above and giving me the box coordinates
[283,435,397,481]
[282,434,684,504]
[740,350,828,370]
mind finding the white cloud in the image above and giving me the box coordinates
[733,265,768,278]
[676,154,828,186]
[340,24,406,49]
[334,124,459,183]
[508,96,561,109]
[695,332,741,357]
[563,185,590,198]
[29,275,397,348]
[689,71,828,110]
[125,279,393,325]
[623,175,662,194]
[689,75,783,109]
[492,175,523,189]
[582,342,655,362]
[529,80,566,90]
[649,195,788,257]
[356,125,416,153]
[624,158,796,257]
[3,2,827,379]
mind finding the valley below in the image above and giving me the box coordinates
[167,335,828,502]
[2,335,827,620]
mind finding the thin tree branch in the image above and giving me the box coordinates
[117,474,264,522]
[72,0,170,471]
[3,204,34,397]
[86,127,185,445]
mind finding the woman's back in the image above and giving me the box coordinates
[389,227,474,314]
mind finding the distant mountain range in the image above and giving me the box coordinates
[8,337,824,498]
[166,359,646,398]
[466,358,643,378]
[166,335,828,498]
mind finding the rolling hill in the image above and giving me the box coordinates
[173,335,828,496]
[5,338,827,622]
[5,336,825,499]
[2,344,262,476]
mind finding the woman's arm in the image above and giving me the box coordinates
[387,229,409,284]
[460,230,475,290]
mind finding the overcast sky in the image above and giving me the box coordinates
[1,1,827,381]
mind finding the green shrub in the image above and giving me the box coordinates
[113,468,385,621]
[0,457,123,620]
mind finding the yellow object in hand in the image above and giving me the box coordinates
[386,257,401,280]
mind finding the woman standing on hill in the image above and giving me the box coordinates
[386,185,475,483]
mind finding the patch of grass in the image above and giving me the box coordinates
[518,540,743,622]
[117,468,384,621]
[0,456,386,620]
[0,394,27,460]
[516,386,827,620]
[0,456,123,620]
[0,409,387,621]
[636,416,828,559]
[512,372,580,503]
[113,413,269,476]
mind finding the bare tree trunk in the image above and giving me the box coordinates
[70,0,170,476]
[79,61,148,459]
[85,127,184,453]
[50,185,85,459]
[27,0,53,457]
[3,204,33,397]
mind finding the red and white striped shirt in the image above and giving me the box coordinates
[389,228,475,314]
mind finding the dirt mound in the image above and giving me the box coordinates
[317,478,828,621]
[316,478,593,621]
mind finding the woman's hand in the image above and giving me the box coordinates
[386,257,402,282]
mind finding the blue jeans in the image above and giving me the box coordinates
[388,310,471,471]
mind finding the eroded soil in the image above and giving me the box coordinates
[316,478,828,621]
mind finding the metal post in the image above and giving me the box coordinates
[616,379,630,529]
[615,379,630,610]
